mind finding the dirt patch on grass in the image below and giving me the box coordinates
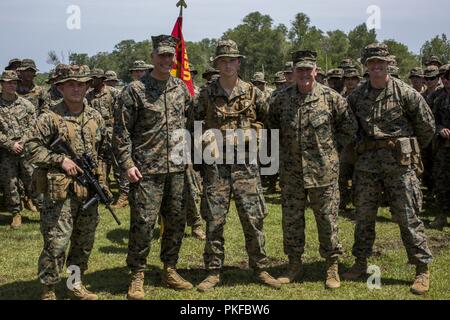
[428,234,450,254]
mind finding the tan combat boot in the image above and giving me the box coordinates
[113,192,129,209]
[69,284,98,300]
[127,271,145,300]
[197,270,221,292]
[10,213,22,229]
[411,264,430,295]
[162,265,193,290]
[277,262,302,284]
[430,215,447,230]
[325,261,341,289]
[41,285,57,300]
[23,197,38,212]
[255,270,282,289]
[191,225,206,240]
[342,259,367,281]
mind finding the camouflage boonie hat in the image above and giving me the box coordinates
[5,58,22,70]
[438,64,450,76]
[105,70,119,81]
[424,55,442,67]
[90,68,107,79]
[213,40,245,61]
[409,67,424,78]
[251,72,266,84]
[339,58,355,70]
[327,68,344,79]
[54,65,92,85]
[46,64,71,84]
[17,58,38,71]
[292,50,317,69]
[424,65,439,78]
[362,43,391,64]
[388,65,400,78]
[273,71,286,84]
[284,61,294,73]
[129,60,153,71]
[343,67,361,79]
[202,66,219,79]
[0,70,20,82]
[152,35,178,55]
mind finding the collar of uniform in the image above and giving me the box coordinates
[212,78,247,100]
[364,77,394,101]
[54,101,92,122]
[144,74,178,92]
[0,93,19,106]
[292,81,320,104]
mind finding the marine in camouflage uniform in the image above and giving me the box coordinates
[44,64,71,111]
[16,59,48,115]
[0,70,38,228]
[193,40,281,292]
[423,65,443,105]
[268,50,358,288]
[113,35,194,300]
[343,43,434,295]
[429,67,450,230]
[25,65,105,300]
[339,67,362,211]
[327,68,345,95]
[183,63,206,240]
[409,67,425,94]
[86,68,117,198]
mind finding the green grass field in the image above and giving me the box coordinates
[0,191,449,300]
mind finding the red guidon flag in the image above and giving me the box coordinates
[170,16,195,96]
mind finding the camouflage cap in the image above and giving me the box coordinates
[54,65,92,85]
[90,68,107,79]
[202,66,219,79]
[316,67,326,77]
[292,50,317,69]
[105,70,119,81]
[424,55,442,67]
[213,39,245,61]
[0,70,20,82]
[152,35,178,55]
[438,64,450,76]
[5,58,22,70]
[339,58,355,70]
[362,43,391,65]
[424,65,439,78]
[327,68,344,79]
[251,72,266,84]
[273,71,286,84]
[388,65,400,78]
[388,55,397,66]
[343,67,361,79]
[409,67,424,78]
[129,60,153,71]
[284,61,294,73]
[17,58,38,71]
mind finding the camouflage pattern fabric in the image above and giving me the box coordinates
[347,77,435,265]
[17,82,48,115]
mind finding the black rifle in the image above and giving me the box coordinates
[50,136,121,225]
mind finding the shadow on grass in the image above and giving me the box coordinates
[0,213,39,227]
[99,227,161,255]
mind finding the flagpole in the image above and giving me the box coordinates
[176,0,187,17]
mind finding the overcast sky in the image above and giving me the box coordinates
[0,0,448,72]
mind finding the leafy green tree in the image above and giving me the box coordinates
[347,23,377,61]
[383,39,420,79]
[421,34,450,65]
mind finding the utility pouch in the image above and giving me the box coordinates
[47,172,71,201]
[395,137,412,166]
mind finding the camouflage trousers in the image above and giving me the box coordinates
[280,171,342,262]
[38,193,99,285]
[433,147,450,214]
[127,172,186,271]
[202,163,269,271]
[352,167,433,265]
[0,152,36,213]
[110,157,130,195]
[184,166,203,228]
